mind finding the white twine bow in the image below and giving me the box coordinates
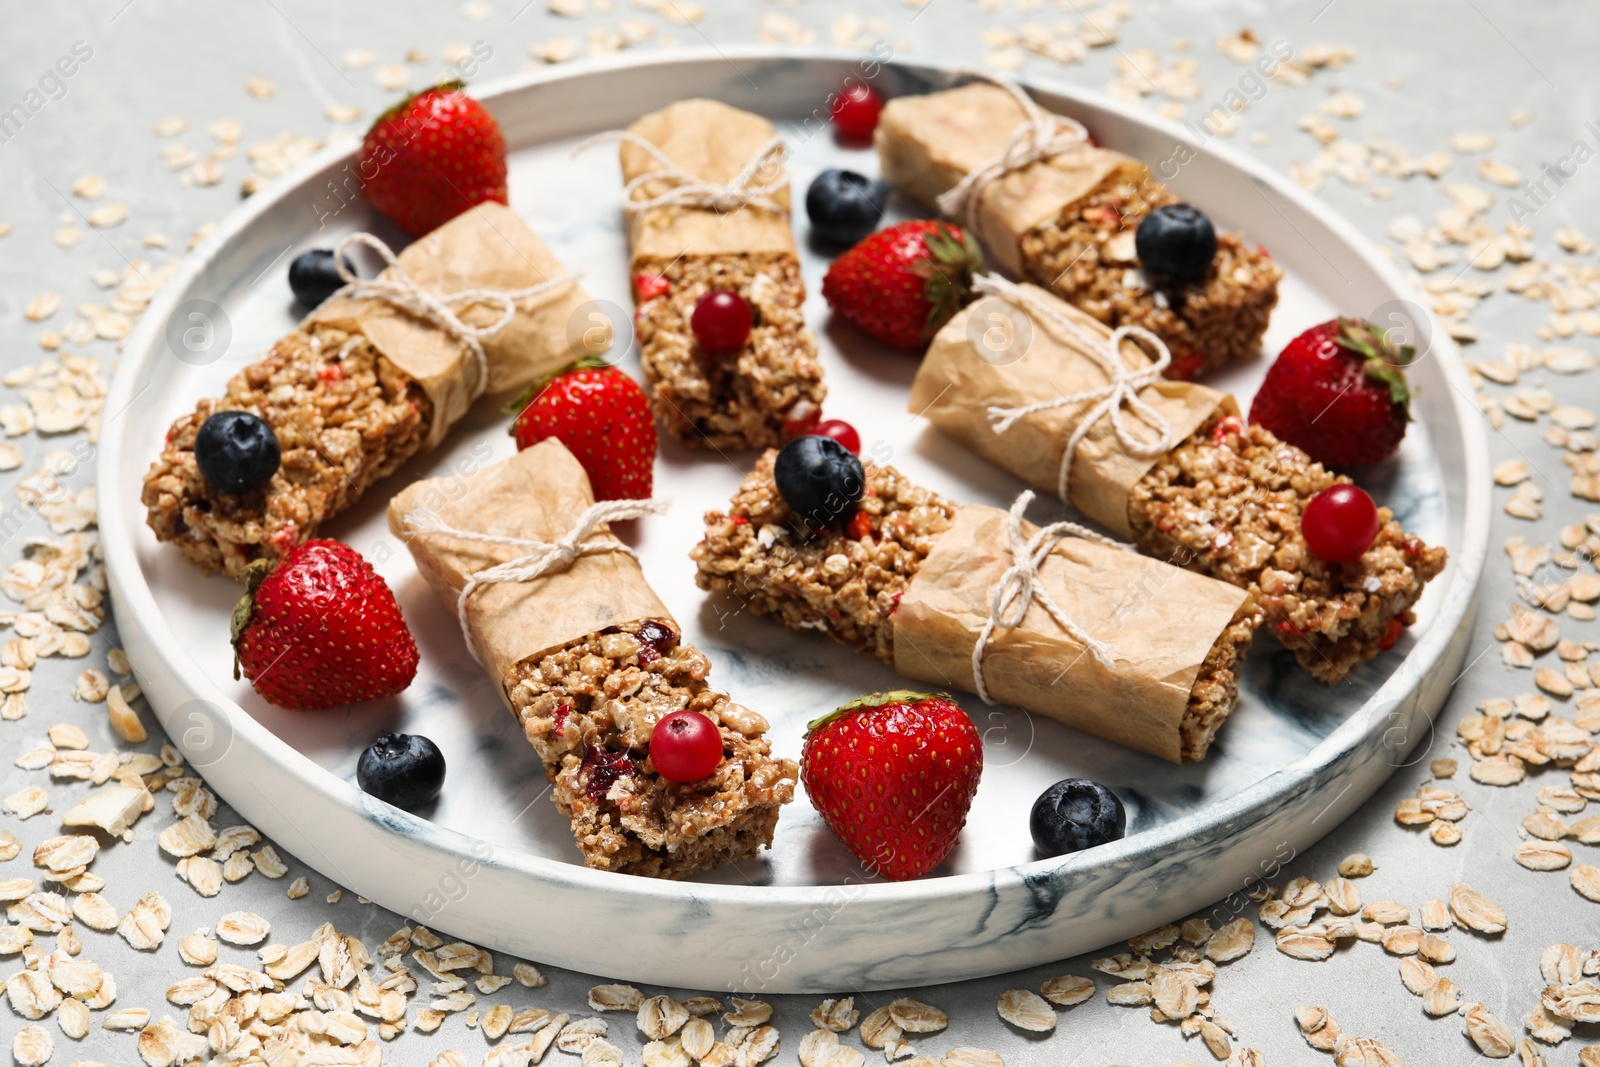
[970,491,1121,704]
[574,130,790,217]
[934,73,1092,233]
[329,231,577,399]
[975,274,1175,504]
[401,497,670,662]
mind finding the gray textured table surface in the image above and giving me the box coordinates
[2,1,1594,1064]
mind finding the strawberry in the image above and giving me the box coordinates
[821,221,982,351]
[509,358,657,501]
[1248,317,1415,468]
[359,81,508,237]
[232,540,418,711]
[801,690,982,881]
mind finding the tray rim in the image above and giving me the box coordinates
[97,45,1492,915]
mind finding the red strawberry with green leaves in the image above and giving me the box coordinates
[821,221,982,351]
[800,690,982,881]
[1248,318,1415,468]
[232,540,419,711]
[509,358,657,501]
[360,81,508,237]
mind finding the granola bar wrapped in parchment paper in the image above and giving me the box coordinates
[876,84,1139,279]
[876,81,1280,379]
[143,203,601,577]
[909,281,1232,539]
[614,99,826,450]
[309,201,600,445]
[693,452,1260,763]
[908,281,1448,686]
[390,440,796,878]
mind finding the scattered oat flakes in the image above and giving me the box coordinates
[1339,853,1375,878]
[178,933,218,966]
[942,1049,1004,1067]
[1450,882,1508,933]
[1463,1002,1516,1056]
[992,991,1056,1036]
[589,984,644,1012]
[12,1024,51,1067]
[87,202,128,228]
[4,785,50,819]
[1040,974,1094,1006]
[1572,864,1600,902]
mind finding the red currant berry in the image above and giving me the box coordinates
[1302,484,1380,564]
[690,290,753,357]
[814,419,861,455]
[830,84,883,141]
[649,710,723,783]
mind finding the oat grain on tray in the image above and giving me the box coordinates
[1129,416,1449,683]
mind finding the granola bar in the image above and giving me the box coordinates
[876,82,1280,379]
[1128,416,1449,683]
[908,283,1446,683]
[692,453,1260,763]
[143,203,595,578]
[505,619,797,878]
[620,99,825,449]
[389,440,796,878]
[1017,174,1280,379]
[143,325,429,577]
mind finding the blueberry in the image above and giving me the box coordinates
[805,169,888,247]
[1029,778,1126,857]
[288,248,355,309]
[357,733,446,811]
[194,411,280,495]
[1134,203,1217,285]
[773,435,864,529]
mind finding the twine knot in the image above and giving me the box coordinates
[974,274,1174,503]
[970,491,1120,704]
[401,497,669,662]
[329,231,576,399]
[934,74,1092,233]
[576,131,790,217]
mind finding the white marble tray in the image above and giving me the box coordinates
[99,49,1489,992]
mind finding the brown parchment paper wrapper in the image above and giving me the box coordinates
[910,283,1232,539]
[386,440,670,707]
[875,83,1148,277]
[308,202,600,450]
[620,98,797,269]
[893,504,1249,763]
